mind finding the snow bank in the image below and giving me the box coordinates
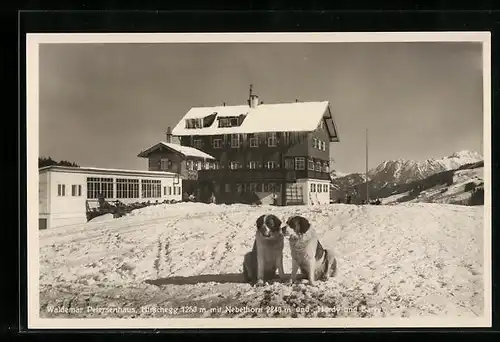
[39,202,484,319]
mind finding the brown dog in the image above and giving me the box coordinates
[243,214,286,286]
[282,215,337,286]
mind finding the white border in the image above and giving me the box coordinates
[26,32,492,329]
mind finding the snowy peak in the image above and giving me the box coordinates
[330,169,349,179]
[367,150,483,184]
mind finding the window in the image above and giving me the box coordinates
[218,118,231,128]
[249,137,259,148]
[212,138,222,148]
[168,186,172,195]
[163,186,167,196]
[284,158,294,169]
[308,159,315,171]
[315,161,322,172]
[186,160,194,171]
[263,183,269,192]
[311,183,316,192]
[283,132,291,145]
[196,161,202,171]
[160,158,171,171]
[57,184,66,196]
[256,183,263,192]
[214,161,220,170]
[225,184,231,192]
[204,161,210,170]
[324,184,329,192]
[193,139,203,149]
[249,183,257,192]
[323,162,330,173]
[141,179,162,198]
[230,161,242,170]
[116,179,139,199]
[231,134,240,148]
[313,138,318,149]
[87,177,113,199]
[230,117,239,126]
[318,184,322,193]
[265,161,279,169]
[248,161,257,169]
[268,132,278,147]
[322,141,326,151]
[176,186,181,195]
[295,157,306,170]
[71,184,82,196]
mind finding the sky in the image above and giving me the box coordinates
[38,41,484,174]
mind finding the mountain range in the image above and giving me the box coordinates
[330,150,483,204]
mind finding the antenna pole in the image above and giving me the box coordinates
[365,128,369,204]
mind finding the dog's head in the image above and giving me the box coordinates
[256,214,283,239]
[282,215,311,239]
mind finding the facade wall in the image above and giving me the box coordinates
[39,171,49,215]
[40,170,182,229]
[147,150,185,175]
[296,178,331,205]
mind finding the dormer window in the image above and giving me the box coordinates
[218,118,231,128]
[185,118,203,129]
[217,115,246,128]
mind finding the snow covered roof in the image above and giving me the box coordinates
[39,165,178,178]
[171,101,339,138]
[137,141,215,160]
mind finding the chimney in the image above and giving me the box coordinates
[295,99,299,102]
[248,84,260,108]
[223,102,226,106]
[250,95,259,108]
[165,126,172,143]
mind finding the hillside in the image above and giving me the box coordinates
[39,202,484,319]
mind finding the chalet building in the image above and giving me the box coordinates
[140,88,340,206]
[137,127,216,197]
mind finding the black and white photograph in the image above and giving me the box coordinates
[27,32,491,329]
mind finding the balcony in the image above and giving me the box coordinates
[197,168,330,182]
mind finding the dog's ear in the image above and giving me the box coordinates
[256,215,265,229]
[267,215,282,230]
[297,216,311,234]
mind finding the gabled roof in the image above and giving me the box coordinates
[137,141,216,160]
[39,165,178,177]
[171,101,340,141]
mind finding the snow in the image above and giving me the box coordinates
[171,101,330,136]
[158,142,215,160]
[138,142,216,160]
[39,202,484,319]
